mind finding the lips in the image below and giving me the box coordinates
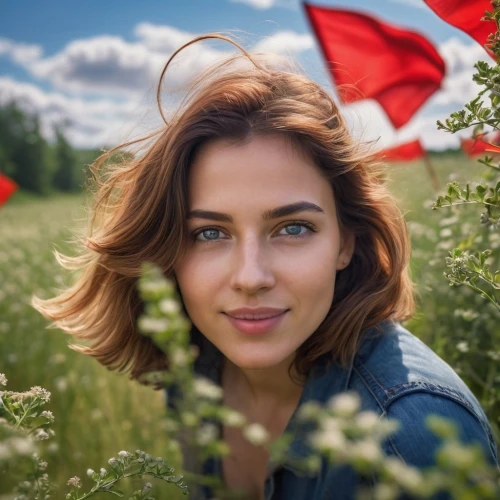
[224,307,289,320]
[223,310,288,335]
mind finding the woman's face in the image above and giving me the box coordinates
[174,133,354,371]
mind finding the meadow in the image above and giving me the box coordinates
[0,152,498,498]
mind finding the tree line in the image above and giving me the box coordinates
[0,100,103,195]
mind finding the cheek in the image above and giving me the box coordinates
[174,253,216,314]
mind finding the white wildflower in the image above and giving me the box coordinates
[170,347,189,367]
[311,417,346,452]
[384,458,423,492]
[243,423,270,446]
[10,437,35,455]
[373,483,399,500]
[0,443,10,461]
[138,316,170,334]
[0,374,7,386]
[118,450,129,458]
[158,298,181,316]
[328,392,361,417]
[87,469,95,478]
[67,476,81,488]
[140,280,174,297]
[100,468,107,477]
[41,410,55,422]
[38,460,48,471]
[34,429,50,441]
[487,350,500,361]
[456,341,469,353]
[296,401,322,421]
[439,228,452,239]
[355,411,380,432]
[439,441,478,469]
[349,440,383,465]
[220,409,246,428]
[31,386,51,402]
[196,424,219,446]
[143,482,153,492]
[194,377,223,401]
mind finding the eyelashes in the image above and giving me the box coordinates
[192,221,317,244]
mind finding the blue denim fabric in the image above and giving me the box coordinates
[165,320,499,499]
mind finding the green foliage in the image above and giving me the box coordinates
[0,99,114,196]
[0,375,188,500]
[433,2,500,313]
[52,126,82,192]
[0,101,51,194]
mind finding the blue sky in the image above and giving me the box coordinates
[0,0,492,149]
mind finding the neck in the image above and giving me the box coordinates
[222,354,306,425]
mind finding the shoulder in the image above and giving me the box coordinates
[382,391,498,468]
[352,320,485,417]
[348,321,498,467]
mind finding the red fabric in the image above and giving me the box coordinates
[0,173,18,206]
[380,139,426,161]
[461,131,500,156]
[303,3,446,129]
[424,0,496,57]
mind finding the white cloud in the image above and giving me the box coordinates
[0,37,43,65]
[340,97,472,152]
[0,26,312,98]
[252,31,314,55]
[134,23,198,53]
[433,37,494,106]
[30,36,165,95]
[229,0,279,9]
[228,0,298,9]
[0,77,149,148]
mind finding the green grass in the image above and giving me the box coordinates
[0,193,184,498]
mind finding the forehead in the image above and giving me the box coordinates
[187,134,335,212]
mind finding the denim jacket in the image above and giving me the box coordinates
[166,320,499,499]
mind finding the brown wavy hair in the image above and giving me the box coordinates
[32,33,415,384]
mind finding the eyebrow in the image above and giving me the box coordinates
[187,201,325,223]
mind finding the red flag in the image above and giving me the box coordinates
[460,131,500,157]
[0,173,18,206]
[303,3,446,129]
[380,139,426,162]
[424,0,496,57]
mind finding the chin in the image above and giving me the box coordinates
[226,350,293,371]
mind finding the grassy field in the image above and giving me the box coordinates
[0,152,498,497]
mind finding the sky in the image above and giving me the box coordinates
[0,0,494,151]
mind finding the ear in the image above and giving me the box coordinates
[336,231,355,271]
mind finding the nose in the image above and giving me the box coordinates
[229,235,276,294]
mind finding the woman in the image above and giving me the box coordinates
[33,34,498,499]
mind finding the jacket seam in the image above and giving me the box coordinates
[352,364,387,412]
[379,409,408,465]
